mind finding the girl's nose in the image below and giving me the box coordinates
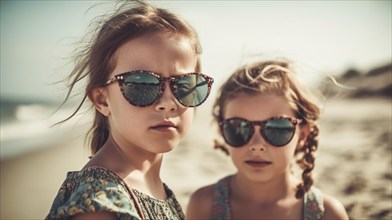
[154,81,178,112]
[250,145,266,152]
[248,128,267,152]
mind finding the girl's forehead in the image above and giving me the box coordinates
[133,32,195,55]
[118,33,194,55]
[147,32,192,47]
[111,33,197,76]
[149,33,196,59]
[224,93,295,119]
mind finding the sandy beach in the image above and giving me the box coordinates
[1,97,391,219]
[1,1,390,219]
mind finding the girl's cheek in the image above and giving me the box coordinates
[230,150,245,169]
[181,108,194,133]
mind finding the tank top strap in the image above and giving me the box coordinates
[211,176,232,220]
[303,186,325,220]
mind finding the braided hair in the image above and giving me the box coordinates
[295,125,319,198]
[212,59,321,198]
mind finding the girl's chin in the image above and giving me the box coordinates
[149,141,179,153]
[158,146,176,153]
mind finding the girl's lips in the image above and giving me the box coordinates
[150,121,178,132]
[245,160,272,168]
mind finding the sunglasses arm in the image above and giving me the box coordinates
[103,77,119,86]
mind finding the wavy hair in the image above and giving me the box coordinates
[56,0,202,156]
[212,59,321,198]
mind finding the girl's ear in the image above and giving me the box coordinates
[296,123,311,151]
[89,88,110,116]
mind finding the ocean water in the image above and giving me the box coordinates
[0,97,91,160]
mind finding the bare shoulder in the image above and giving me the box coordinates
[186,184,215,220]
[71,211,117,220]
[323,193,349,220]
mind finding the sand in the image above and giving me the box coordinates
[1,98,391,219]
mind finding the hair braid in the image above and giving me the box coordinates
[296,124,319,198]
[212,60,322,198]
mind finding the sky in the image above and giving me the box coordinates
[1,0,391,102]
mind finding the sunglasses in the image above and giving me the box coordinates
[220,116,301,147]
[104,70,214,107]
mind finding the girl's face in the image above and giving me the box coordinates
[223,93,306,183]
[98,33,197,155]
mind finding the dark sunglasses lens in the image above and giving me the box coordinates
[175,74,209,107]
[263,118,295,146]
[123,72,160,106]
[222,119,252,147]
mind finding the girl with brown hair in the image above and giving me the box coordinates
[46,1,213,219]
[186,60,348,220]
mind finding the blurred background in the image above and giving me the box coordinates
[1,1,391,219]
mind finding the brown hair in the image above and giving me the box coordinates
[212,59,321,198]
[56,0,202,155]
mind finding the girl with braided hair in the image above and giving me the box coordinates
[186,60,348,220]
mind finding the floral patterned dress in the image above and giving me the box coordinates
[211,176,325,220]
[45,166,184,220]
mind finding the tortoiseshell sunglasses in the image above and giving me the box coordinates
[104,70,214,107]
[220,116,302,147]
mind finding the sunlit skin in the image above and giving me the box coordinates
[224,93,305,219]
[186,93,349,219]
[84,32,197,202]
[225,94,301,185]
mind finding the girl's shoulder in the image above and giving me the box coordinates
[186,176,231,220]
[46,166,140,220]
[188,175,231,206]
[322,193,349,220]
[186,183,215,219]
[306,186,348,220]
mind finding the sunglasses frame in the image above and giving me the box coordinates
[220,116,302,147]
[104,70,214,107]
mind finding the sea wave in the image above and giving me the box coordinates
[0,102,91,160]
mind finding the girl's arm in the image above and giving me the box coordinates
[186,185,214,220]
[323,194,350,220]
